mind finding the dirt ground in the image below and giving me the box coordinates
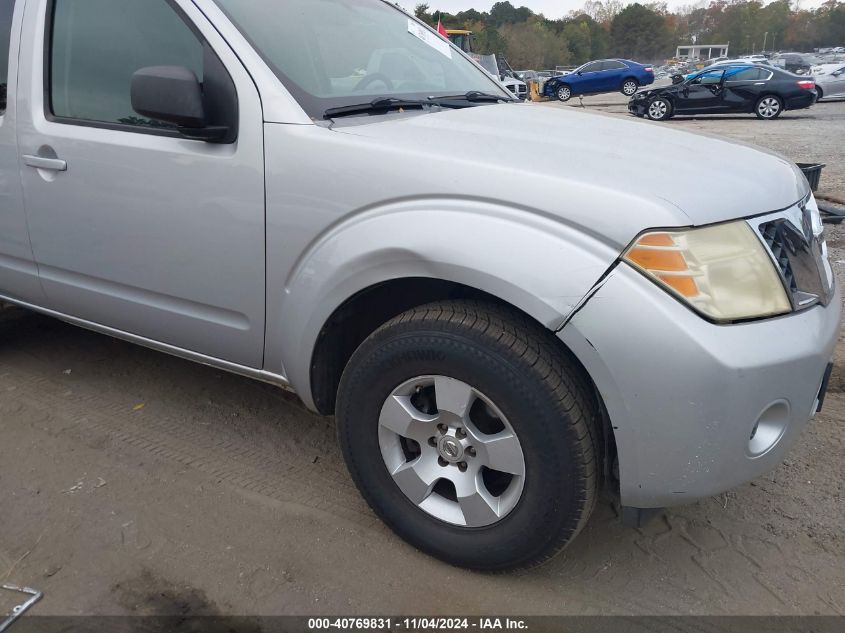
[1,94,844,618]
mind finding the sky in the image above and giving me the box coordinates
[415,1,827,20]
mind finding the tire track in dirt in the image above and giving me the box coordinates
[0,361,380,530]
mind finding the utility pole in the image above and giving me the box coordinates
[763,32,768,51]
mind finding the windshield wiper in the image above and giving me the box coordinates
[434,90,515,103]
[324,98,440,119]
[323,92,512,119]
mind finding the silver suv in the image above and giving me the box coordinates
[1,0,840,570]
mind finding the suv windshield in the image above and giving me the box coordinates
[213,0,509,119]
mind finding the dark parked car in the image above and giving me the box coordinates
[543,59,654,101]
[628,64,816,121]
[773,53,821,75]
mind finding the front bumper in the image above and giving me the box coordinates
[628,98,648,115]
[559,263,841,508]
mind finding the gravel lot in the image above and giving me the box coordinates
[1,93,843,618]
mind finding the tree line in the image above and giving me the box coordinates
[412,1,845,68]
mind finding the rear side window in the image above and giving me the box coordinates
[48,0,203,128]
[581,62,603,73]
[727,67,768,81]
[602,61,626,71]
[0,0,15,113]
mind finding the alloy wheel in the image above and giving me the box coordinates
[758,97,781,118]
[378,375,526,527]
[648,100,668,120]
[623,80,638,96]
[557,86,571,101]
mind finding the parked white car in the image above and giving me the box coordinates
[501,75,528,100]
[812,63,845,75]
[473,54,528,100]
[709,57,773,68]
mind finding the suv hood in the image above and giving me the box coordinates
[332,103,807,246]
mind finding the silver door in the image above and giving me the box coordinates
[0,0,41,302]
[827,66,845,98]
[16,0,265,367]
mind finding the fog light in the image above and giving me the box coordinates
[748,401,790,457]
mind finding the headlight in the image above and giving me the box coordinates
[623,221,791,322]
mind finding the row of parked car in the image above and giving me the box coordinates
[525,52,842,122]
[657,50,845,79]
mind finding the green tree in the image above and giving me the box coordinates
[500,18,570,68]
[562,20,592,62]
[488,2,534,28]
[414,4,431,21]
[610,3,671,61]
[473,26,510,57]
[414,0,845,61]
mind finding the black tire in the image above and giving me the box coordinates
[646,97,672,121]
[621,78,639,96]
[336,300,599,571]
[815,86,823,101]
[755,95,784,119]
[556,84,572,102]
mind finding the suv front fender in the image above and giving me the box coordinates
[269,198,620,410]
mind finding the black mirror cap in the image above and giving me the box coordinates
[671,74,684,84]
[131,65,206,129]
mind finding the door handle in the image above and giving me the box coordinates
[22,154,67,171]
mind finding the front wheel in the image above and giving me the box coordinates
[556,84,572,102]
[621,79,639,96]
[646,97,672,121]
[336,301,599,571]
[755,95,783,119]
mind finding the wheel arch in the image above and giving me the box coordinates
[309,279,616,489]
[273,200,620,414]
[654,92,675,106]
[756,92,785,104]
[308,279,520,415]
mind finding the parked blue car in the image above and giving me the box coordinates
[544,59,655,101]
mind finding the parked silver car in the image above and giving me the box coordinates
[814,63,845,100]
[1,0,840,570]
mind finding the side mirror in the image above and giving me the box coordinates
[131,66,228,141]
[671,74,684,84]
